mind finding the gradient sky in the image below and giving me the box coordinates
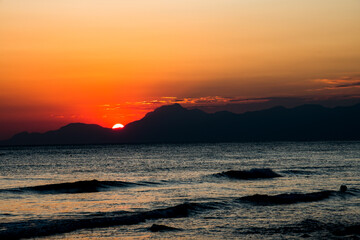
[1,0,360,139]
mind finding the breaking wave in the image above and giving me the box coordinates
[214,168,282,180]
[238,189,355,205]
[0,202,215,239]
[0,186,357,238]
[0,179,157,194]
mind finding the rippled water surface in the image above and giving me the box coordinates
[0,142,359,239]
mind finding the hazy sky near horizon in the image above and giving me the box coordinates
[1,0,360,139]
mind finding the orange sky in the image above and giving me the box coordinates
[1,0,360,139]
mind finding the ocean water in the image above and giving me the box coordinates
[0,142,359,239]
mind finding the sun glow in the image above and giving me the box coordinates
[112,123,124,129]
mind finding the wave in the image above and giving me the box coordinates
[214,168,282,180]
[0,187,357,239]
[238,189,355,205]
[0,202,214,239]
[0,179,157,194]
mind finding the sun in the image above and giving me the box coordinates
[112,123,124,129]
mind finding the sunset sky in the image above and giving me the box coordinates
[1,0,360,139]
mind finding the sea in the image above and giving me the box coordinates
[0,142,359,239]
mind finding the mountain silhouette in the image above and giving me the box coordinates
[1,103,360,146]
[2,123,116,145]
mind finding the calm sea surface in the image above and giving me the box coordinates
[0,142,359,239]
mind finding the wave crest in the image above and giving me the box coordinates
[0,201,213,239]
[1,179,156,194]
[237,190,354,205]
[215,168,282,180]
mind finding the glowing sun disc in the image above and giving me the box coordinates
[112,123,124,129]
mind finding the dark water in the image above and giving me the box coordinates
[0,142,359,239]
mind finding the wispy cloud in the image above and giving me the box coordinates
[313,75,360,90]
[115,96,269,109]
[99,96,270,114]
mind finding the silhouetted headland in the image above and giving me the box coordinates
[1,103,360,146]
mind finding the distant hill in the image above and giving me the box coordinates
[1,123,116,146]
[1,103,360,146]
